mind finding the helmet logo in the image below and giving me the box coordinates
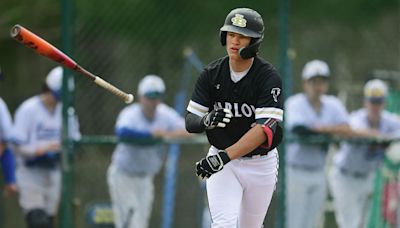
[231,14,247,28]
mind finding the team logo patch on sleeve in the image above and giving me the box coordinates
[271,88,281,102]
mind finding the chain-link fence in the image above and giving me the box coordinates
[1,0,399,227]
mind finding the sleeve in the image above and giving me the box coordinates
[387,113,400,134]
[255,69,284,121]
[11,105,31,145]
[115,107,135,129]
[186,70,211,117]
[114,106,153,139]
[166,108,185,131]
[0,98,13,142]
[0,148,16,184]
[115,128,152,138]
[11,105,37,156]
[284,96,309,131]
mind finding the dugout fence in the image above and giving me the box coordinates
[0,0,398,227]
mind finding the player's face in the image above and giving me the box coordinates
[46,91,59,106]
[303,77,329,99]
[365,99,385,117]
[226,32,251,60]
[140,96,161,118]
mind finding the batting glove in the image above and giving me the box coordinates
[196,150,231,179]
[202,108,233,130]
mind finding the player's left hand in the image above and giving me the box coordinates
[196,150,231,179]
[202,108,233,130]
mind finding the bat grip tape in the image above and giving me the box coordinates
[94,77,134,104]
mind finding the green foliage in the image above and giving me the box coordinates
[292,0,398,24]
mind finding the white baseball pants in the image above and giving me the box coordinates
[328,166,374,228]
[285,166,327,228]
[107,164,154,228]
[16,165,61,216]
[206,147,278,228]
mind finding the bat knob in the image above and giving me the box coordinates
[125,94,134,104]
[10,24,22,39]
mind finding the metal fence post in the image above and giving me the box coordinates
[161,48,204,228]
[60,0,74,227]
[276,0,290,227]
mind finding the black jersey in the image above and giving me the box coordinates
[187,56,283,155]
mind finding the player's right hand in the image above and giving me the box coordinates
[35,143,61,156]
[47,143,61,153]
[202,108,233,130]
[3,184,17,197]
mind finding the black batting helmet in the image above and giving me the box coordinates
[220,8,264,59]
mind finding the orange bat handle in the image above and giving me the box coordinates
[10,24,78,71]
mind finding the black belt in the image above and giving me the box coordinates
[290,164,321,172]
[243,147,272,158]
[339,168,368,179]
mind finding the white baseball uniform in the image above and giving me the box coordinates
[0,97,16,185]
[285,93,348,228]
[107,102,185,228]
[329,109,400,228]
[0,97,13,143]
[12,95,80,215]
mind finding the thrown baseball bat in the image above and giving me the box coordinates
[10,24,134,104]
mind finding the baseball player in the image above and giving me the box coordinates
[107,75,190,228]
[0,96,17,197]
[284,60,350,228]
[185,8,283,228]
[11,66,80,228]
[328,79,400,228]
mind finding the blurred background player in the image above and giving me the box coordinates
[185,8,283,228]
[11,66,80,228]
[107,75,190,228]
[0,96,17,197]
[328,79,400,228]
[284,59,350,228]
